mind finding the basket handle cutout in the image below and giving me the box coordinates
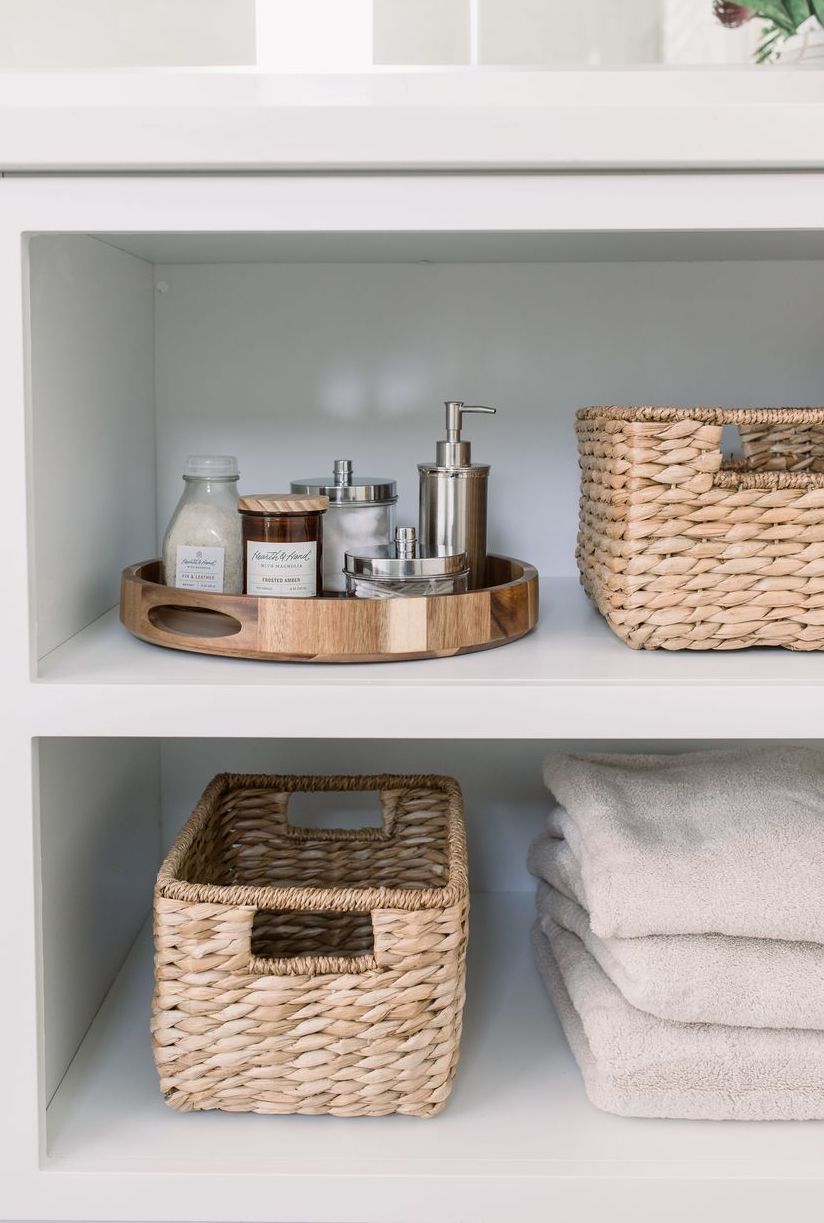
[733,420,824,473]
[283,789,387,833]
[248,907,377,976]
[721,423,744,462]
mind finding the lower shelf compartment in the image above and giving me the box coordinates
[44,893,824,1223]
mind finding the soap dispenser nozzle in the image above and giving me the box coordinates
[438,401,496,467]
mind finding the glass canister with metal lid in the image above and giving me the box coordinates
[291,459,397,593]
[344,526,469,599]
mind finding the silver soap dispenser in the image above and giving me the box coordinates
[418,400,496,589]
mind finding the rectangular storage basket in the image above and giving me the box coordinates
[576,407,824,650]
[152,773,468,1117]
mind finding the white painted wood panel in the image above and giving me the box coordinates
[7,173,824,251]
[98,229,824,265]
[1,70,823,171]
[38,738,161,1101]
[29,236,156,658]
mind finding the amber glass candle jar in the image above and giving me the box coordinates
[238,493,329,597]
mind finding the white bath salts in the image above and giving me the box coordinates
[323,504,395,592]
[162,456,243,594]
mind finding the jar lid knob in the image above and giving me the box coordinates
[333,458,353,485]
[395,525,418,559]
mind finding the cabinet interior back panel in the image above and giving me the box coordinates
[154,260,824,576]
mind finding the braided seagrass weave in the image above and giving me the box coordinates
[152,773,468,1117]
[576,407,824,650]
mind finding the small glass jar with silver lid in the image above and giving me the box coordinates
[291,459,397,593]
[345,526,469,599]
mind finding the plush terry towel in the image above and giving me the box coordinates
[536,878,824,1031]
[542,747,824,942]
[533,918,824,1121]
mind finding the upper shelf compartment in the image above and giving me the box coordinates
[17,170,824,737]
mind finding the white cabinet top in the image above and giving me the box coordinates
[1,69,823,172]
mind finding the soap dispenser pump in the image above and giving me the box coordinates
[418,400,496,589]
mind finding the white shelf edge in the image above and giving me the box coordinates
[1,70,824,172]
[29,579,824,739]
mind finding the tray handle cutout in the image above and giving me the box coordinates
[147,603,243,639]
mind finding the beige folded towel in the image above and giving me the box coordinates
[536,877,824,1030]
[533,918,824,1121]
[542,747,824,941]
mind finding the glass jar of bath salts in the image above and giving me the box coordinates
[162,455,242,593]
[290,460,397,594]
[344,526,469,599]
[239,493,329,597]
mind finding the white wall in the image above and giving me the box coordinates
[373,0,469,65]
[0,0,760,68]
[476,0,661,66]
[0,0,255,69]
[153,258,824,578]
[372,0,757,65]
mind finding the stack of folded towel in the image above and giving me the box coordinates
[528,746,824,1121]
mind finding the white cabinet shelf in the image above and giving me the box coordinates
[43,894,824,1223]
[33,580,824,739]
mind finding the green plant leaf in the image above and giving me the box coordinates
[783,0,812,26]
[756,25,787,57]
[810,0,824,25]
[747,1,797,30]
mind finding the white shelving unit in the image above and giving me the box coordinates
[2,72,824,1223]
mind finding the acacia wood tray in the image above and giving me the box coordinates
[120,556,539,663]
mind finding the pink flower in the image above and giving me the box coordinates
[713,1,753,27]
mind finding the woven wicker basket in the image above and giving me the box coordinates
[152,773,468,1117]
[576,407,824,650]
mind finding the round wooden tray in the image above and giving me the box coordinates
[120,556,539,663]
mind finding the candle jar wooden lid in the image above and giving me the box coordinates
[238,493,329,515]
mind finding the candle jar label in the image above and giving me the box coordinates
[174,544,225,592]
[246,541,318,597]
